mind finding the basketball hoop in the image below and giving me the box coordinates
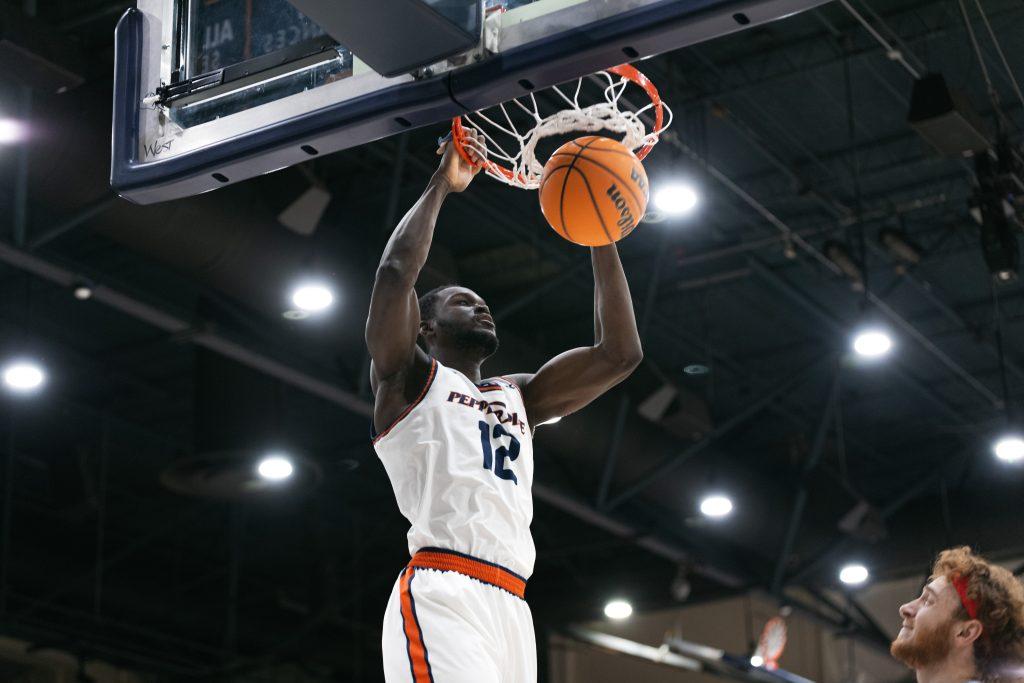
[451,64,671,190]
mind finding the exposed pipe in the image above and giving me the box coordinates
[838,0,922,79]
[0,240,372,418]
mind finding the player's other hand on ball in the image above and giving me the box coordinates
[435,129,483,193]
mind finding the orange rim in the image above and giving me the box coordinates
[451,63,664,184]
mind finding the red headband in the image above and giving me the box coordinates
[952,574,979,620]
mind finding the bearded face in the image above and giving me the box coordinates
[891,576,961,670]
[435,316,499,357]
[891,613,956,668]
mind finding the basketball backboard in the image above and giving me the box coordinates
[112,0,829,204]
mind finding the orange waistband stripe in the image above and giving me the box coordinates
[409,548,527,599]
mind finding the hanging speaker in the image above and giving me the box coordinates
[908,73,990,156]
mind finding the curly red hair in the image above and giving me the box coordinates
[931,547,1024,681]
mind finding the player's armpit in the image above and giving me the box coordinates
[507,344,640,426]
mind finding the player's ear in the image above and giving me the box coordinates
[957,619,983,645]
[419,319,433,338]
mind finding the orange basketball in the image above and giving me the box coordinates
[538,136,649,247]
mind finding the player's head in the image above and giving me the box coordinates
[418,285,498,360]
[891,546,1024,681]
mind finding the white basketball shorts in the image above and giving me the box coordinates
[382,548,537,683]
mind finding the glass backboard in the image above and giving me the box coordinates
[112,0,829,204]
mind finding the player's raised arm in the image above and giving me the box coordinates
[509,243,642,426]
[365,135,481,382]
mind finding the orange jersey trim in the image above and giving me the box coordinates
[399,567,434,682]
[499,375,526,403]
[409,548,526,599]
[372,359,438,445]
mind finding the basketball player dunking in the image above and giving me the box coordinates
[366,132,643,682]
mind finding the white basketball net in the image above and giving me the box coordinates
[455,68,673,190]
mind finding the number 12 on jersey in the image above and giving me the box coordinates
[478,421,520,485]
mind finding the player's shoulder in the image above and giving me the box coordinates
[489,372,524,386]
[495,373,533,396]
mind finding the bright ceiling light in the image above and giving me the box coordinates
[290,282,335,314]
[257,455,294,481]
[604,599,633,620]
[653,183,699,215]
[0,119,26,144]
[699,494,733,518]
[852,329,892,358]
[839,564,869,585]
[993,435,1024,463]
[750,655,764,667]
[2,360,46,393]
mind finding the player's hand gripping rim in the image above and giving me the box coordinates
[435,129,483,193]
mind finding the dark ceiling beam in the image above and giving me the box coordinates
[730,90,1022,193]
[750,588,892,654]
[868,275,1003,409]
[664,190,951,271]
[493,258,591,323]
[658,43,1015,409]
[27,192,118,251]
[674,56,1020,401]
[728,127,923,190]
[821,170,968,220]
[842,590,896,648]
[11,501,210,623]
[698,93,853,219]
[748,257,965,424]
[533,482,749,588]
[657,108,1003,408]
[0,316,179,410]
[672,2,1024,111]
[684,0,948,74]
[811,8,908,104]
[602,352,830,512]
[0,239,373,419]
[727,146,968,216]
[770,369,841,595]
[837,0,924,80]
[798,585,894,650]
[868,247,1024,383]
[0,396,186,486]
[595,394,630,508]
[783,461,954,587]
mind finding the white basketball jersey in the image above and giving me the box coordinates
[372,358,536,579]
